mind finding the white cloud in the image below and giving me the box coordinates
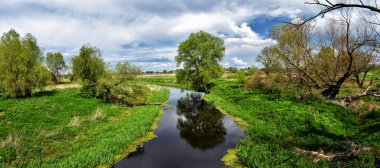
[0,0,318,70]
[231,57,248,66]
[153,63,173,68]
[269,8,302,19]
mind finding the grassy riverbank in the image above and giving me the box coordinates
[0,87,169,167]
[137,74,379,167]
[205,79,380,167]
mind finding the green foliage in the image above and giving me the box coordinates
[108,83,150,106]
[175,31,225,92]
[0,29,50,98]
[114,61,140,82]
[95,61,145,105]
[46,52,66,83]
[147,88,170,104]
[72,44,105,96]
[236,71,248,84]
[256,46,281,74]
[0,88,169,167]
[226,67,238,73]
[204,79,379,167]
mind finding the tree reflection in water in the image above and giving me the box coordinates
[176,93,226,150]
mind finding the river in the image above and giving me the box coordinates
[113,87,244,168]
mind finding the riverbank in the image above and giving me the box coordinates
[0,87,169,167]
[204,79,379,167]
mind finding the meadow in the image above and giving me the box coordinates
[0,86,169,167]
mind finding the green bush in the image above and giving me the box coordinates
[236,71,248,84]
[80,79,97,98]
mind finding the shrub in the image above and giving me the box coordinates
[80,79,97,98]
[115,84,149,106]
[226,73,237,79]
[244,71,270,90]
[247,66,259,76]
[237,71,248,84]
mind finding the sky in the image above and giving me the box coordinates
[0,0,322,71]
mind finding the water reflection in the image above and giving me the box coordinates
[176,93,226,150]
[113,88,244,168]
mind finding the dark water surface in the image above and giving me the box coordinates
[113,87,244,168]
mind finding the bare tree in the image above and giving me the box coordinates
[302,0,380,26]
[352,50,378,88]
[271,13,378,99]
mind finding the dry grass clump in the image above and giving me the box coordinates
[38,129,61,138]
[147,84,162,91]
[0,134,21,148]
[91,107,105,121]
[45,83,81,91]
[68,116,81,127]
[294,143,372,163]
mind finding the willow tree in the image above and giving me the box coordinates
[72,44,105,97]
[0,29,50,98]
[175,31,225,92]
[46,52,66,83]
[256,46,282,75]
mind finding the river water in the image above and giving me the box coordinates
[113,87,244,168]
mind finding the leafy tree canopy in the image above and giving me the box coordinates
[0,29,49,98]
[46,51,66,83]
[175,31,225,92]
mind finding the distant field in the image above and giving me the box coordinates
[139,73,176,77]
[136,75,192,90]
[0,87,169,167]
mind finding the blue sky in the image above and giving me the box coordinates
[0,0,321,71]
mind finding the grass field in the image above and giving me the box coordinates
[136,76,191,90]
[0,87,169,167]
[204,79,380,167]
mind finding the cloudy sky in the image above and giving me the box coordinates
[0,0,322,71]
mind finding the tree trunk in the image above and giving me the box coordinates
[322,84,341,99]
[202,81,209,93]
[322,71,352,99]
[354,71,370,88]
[354,73,363,88]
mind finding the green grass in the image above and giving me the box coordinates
[204,79,380,167]
[0,87,169,167]
[136,76,191,90]
[147,88,170,104]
